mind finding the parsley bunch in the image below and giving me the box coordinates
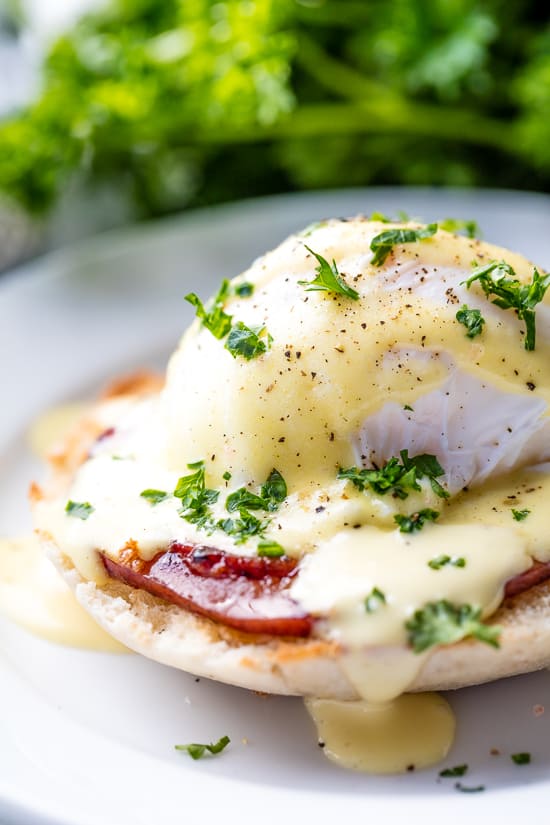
[2,2,550,220]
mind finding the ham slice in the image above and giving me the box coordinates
[102,542,550,638]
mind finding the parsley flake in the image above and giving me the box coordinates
[173,461,219,530]
[234,281,254,297]
[370,224,438,266]
[439,764,468,777]
[338,450,448,500]
[364,587,386,613]
[456,304,486,338]
[511,752,531,765]
[218,510,268,544]
[225,321,272,360]
[140,489,169,505]
[260,468,288,510]
[406,600,501,653]
[394,508,439,533]
[439,218,479,238]
[65,500,95,520]
[463,260,550,351]
[428,554,466,570]
[512,508,530,521]
[185,280,232,340]
[403,404,414,412]
[298,245,359,300]
[175,735,230,760]
[257,540,285,558]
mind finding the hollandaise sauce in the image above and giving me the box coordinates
[0,534,125,651]
[306,693,455,773]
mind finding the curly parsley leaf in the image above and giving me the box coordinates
[406,600,501,653]
[456,304,485,338]
[370,224,438,266]
[364,587,386,613]
[234,281,254,298]
[174,461,219,529]
[257,540,285,557]
[338,459,420,500]
[439,764,468,778]
[512,508,530,521]
[511,752,531,765]
[218,510,269,544]
[394,508,439,533]
[428,554,466,570]
[339,451,448,501]
[298,245,359,300]
[463,260,550,351]
[260,468,288,510]
[185,280,233,340]
[225,321,272,360]
[140,489,169,505]
[400,450,450,499]
[226,468,287,514]
[175,735,230,760]
[65,500,95,520]
[439,218,479,238]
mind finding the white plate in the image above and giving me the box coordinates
[2,188,550,825]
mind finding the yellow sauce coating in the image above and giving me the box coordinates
[306,692,455,774]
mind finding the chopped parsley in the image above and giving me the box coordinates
[234,281,254,297]
[173,461,219,530]
[222,470,232,481]
[175,735,230,760]
[226,488,266,512]
[370,224,438,266]
[403,404,414,412]
[260,468,288,510]
[439,764,468,778]
[428,554,466,570]
[298,245,359,300]
[221,469,287,543]
[406,600,501,653]
[394,508,439,533]
[65,500,95,520]
[512,508,530,521]
[338,450,448,500]
[225,321,272,360]
[257,540,285,558]
[456,304,485,339]
[140,489,169,505]
[364,587,386,613]
[217,510,268,544]
[455,783,485,793]
[226,469,287,514]
[185,279,232,340]
[511,752,531,765]
[439,218,479,238]
[463,260,550,351]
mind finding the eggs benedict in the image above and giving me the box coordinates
[32,216,550,709]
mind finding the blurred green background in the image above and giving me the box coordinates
[0,0,549,256]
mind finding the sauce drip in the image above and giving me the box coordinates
[306,692,455,774]
[0,535,126,651]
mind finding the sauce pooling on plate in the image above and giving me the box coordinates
[306,693,455,773]
[0,534,125,651]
